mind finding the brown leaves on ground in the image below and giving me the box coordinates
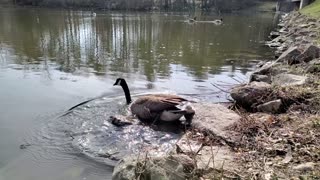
[231,110,320,179]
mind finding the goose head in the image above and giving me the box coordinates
[113,78,132,104]
[113,78,125,86]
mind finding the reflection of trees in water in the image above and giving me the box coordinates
[12,0,264,12]
[0,8,274,80]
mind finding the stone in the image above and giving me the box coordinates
[272,73,308,87]
[248,113,275,126]
[257,99,282,113]
[267,42,282,48]
[191,103,241,143]
[269,31,280,39]
[298,24,309,28]
[278,28,287,34]
[308,58,320,65]
[309,33,317,38]
[292,162,315,172]
[253,61,277,75]
[176,133,202,154]
[250,74,271,83]
[230,82,272,108]
[306,59,320,73]
[256,61,267,68]
[196,146,236,171]
[276,46,302,65]
[278,23,285,28]
[297,44,320,63]
[306,65,320,73]
[112,154,194,180]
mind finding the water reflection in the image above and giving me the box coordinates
[0,8,277,180]
[0,8,275,82]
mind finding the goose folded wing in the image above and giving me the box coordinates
[134,96,184,112]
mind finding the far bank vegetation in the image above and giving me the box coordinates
[8,0,275,11]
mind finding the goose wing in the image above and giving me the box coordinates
[140,95,187,111]
[130,95,188,120]
[152,94,188,103]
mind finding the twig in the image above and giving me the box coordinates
[211,83,230,93]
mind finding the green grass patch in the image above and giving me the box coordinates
[300,0,320,44]
[301,0,320,18]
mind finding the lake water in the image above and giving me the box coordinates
[0,7,275,180]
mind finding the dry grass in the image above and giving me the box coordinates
[229,110,320,179]
[228,67,320,179]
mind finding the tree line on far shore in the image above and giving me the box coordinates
[3,0,276,12]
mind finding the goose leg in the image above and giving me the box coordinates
[151,114,161,125]
[184,110,195,126]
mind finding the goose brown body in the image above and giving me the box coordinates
[113,78,195,123]
[130,94,188,121]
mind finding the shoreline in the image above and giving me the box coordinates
[229,11,320,179]
[112,10,320,180]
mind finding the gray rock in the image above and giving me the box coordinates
[298,24,309,28]
[306,66,320,73]
[231,82,272,108]
[269,31,280,39]
[308,58,320,65]
[297,44,320,63]
[276,46,302,64]
[112,154,194,180]
[272,36,286,43]
[306,59,320,73]
[176,133,202,154]
[278,23,285,28]
[292,162,315,172]
[196,146,237,171]
[272,73,308,87]
[257,99,282,113]
[253,61,277,75]
[250,74,271,83]
[175,134,237,171]
[256,61,266,68]
[267,42,282,48]
[191,103,241,143]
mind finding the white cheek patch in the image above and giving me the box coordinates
[116,80,121,85]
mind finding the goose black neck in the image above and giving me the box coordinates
[121,80,132,105]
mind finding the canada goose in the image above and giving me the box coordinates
[212,18,223,24]
[113,78,195,124]
[188,16,197,23]
[92,12,96,17]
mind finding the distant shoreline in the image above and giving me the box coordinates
[0,1,276,13]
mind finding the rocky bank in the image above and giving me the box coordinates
[112,12,320,180]
[230,11,320,179]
